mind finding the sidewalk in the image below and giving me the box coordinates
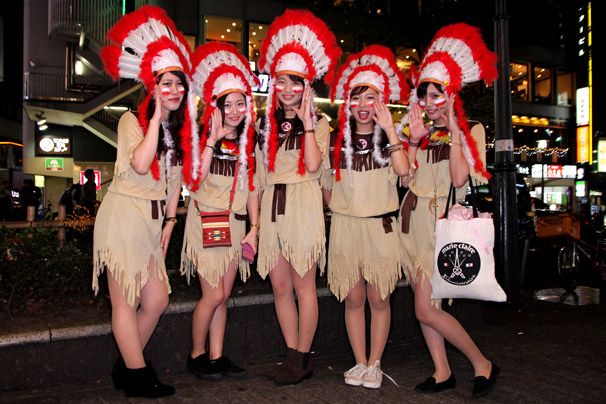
[2,288,604,403]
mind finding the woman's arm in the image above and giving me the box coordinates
[241,192,260,253]
[443,95,469,187]
[131,85,164,175]
[160,181,181,258]
[294,87,322,173]
[374,99,409,176]
[199,108,234,184]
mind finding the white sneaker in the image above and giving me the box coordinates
[362,360,382,389]
[362,360,399,389]
[344,363,367,386]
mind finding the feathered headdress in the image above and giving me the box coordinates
[191,42,260,190]
[406,23,497,181]
[330,45,408,183]
[100,5,199,189]
[258,9,341,173]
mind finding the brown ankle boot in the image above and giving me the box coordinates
[265,347,297,380]
[275,351,313,385]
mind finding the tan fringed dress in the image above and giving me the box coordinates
[180,138,258,287]
[257,116,330,279]
[397,122,486,306]
[323,131,405,301]
[93,112,181,307]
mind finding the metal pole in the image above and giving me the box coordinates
[493,0,520,304]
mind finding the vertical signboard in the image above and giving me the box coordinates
[577,126,590,163]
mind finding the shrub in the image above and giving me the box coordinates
[0,228,93,319]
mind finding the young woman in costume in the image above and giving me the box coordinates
[323,46,409,389]
[94,6,199,398]
[397,23,500,398]
[182,42,259,381]
[256,9,341,385]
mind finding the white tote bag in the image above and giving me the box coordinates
[430,182,507,302]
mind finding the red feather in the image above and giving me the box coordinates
[100,45,122,81]
[139,37,190,88]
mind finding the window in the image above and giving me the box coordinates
[533,66,552,104]
[248,22,269,68]
[205,16,242,51]
[557,70,574,106]
[510,63,529,101]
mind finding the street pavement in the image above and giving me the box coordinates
[1,287,605,404]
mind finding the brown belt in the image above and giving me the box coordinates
[400,192,418,234]
[367,209,399,234]
[271,183,286,222]
[234,213,248,221]
[151,200,166,220]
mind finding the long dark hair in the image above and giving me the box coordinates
[215,92,247,139]
[416,81,445,99]
[275,74,305,130]
[145,70,189,161]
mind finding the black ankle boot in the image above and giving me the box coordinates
[122,364,175,398]
[111,357,127,390]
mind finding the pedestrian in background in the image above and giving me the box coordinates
[81,169,100,217]
[92,6,200,398]
[256,9,341,385]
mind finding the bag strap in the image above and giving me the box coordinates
[444,175,480,219]
[194,162,240,214]
[443,183,457,219]
[467,175,479,218]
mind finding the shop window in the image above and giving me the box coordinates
[510,63,529,101]
[533,66,552,104]
[183,35,196,53]
[557,70,574,106]
[248,22,269,70]
[205,16,242,51]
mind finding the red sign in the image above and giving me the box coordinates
[80,171,101,191]
[546,165,562,178]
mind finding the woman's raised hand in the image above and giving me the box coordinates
[152,85,165,122]
[292,86,314,129]
[209,107,233,143]
[409,103,429,142]
[441,94,460,134]
[372,98,394,130]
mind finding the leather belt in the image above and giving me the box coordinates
[151,200,166,220]
[400,192,418,234]
[368,209,399,234]
[271,183,286,222]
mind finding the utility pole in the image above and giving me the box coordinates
[493,0,521,304]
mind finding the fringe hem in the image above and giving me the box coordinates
[328,259,403,302]
[257,237,326,279]
[403,257,448,310]
[92,247,171,308]
[180,240,249,288]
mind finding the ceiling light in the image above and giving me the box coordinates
[37,118,47,126]
[39,124,48,131]
[75,60,83,75]
[252,32,256,36]
[232,22,236,26]
[340,39,344,43]
[226,29,231,32]
[221,35,225,39]
[259,26,263,29]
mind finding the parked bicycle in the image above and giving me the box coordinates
[537,212,606,292]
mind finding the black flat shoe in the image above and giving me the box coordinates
[414,373,456,394]
[473,363,500,398]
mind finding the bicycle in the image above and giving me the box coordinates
[537,212,606,292]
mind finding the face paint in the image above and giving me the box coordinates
[161,87,171,95]
[292,84,303,93]
[367,100,374,107]
[350,100,360,108]
[178,86,185,95]
[237,106,247,113]
[434,96,447,106]
[275,83,285,92]
[419,100,426,107]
